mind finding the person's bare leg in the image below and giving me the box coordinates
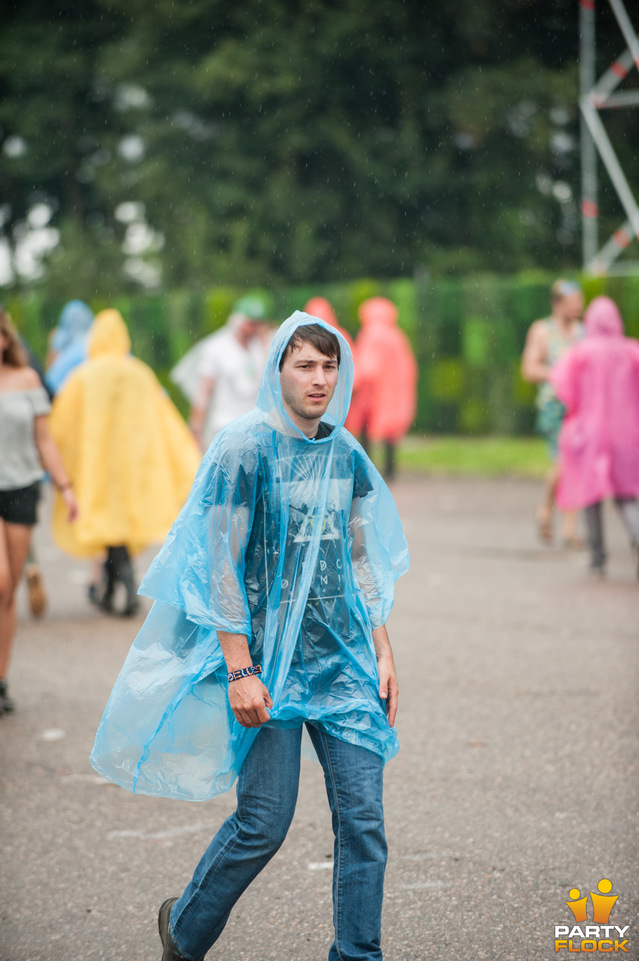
[537,464,558,544]
[0,521,33,706]
[560,509,584,548]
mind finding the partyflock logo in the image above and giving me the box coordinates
[554,878,631,953]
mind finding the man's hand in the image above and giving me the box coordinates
[228,675,273,728]
[217,631,273,728]
[372,624,399,727]
[377,654,399,727]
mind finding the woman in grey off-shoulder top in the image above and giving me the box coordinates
[0,386,52,490]
[0,308,78,717]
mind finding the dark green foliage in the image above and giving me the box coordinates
[2,0,637,294]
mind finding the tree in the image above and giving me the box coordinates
[1,0,636,294]
[0,0,133,294]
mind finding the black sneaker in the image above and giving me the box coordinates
[158,898,199,961]
[88,561,113,612]
[0,678,16,715]
[107,546,139,617]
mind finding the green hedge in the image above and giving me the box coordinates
[7,271,639,435]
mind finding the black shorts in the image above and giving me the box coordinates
[0,482,41,526]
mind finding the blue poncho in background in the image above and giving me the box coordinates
[90,311,409,801]
[45,299,94,395]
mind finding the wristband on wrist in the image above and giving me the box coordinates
[227,664,262,683]
[58,482,72,491]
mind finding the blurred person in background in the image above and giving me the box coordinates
[551,296,639,578]
[521,279,584,547]
[16,300,95,618]
[0,307,77,716]
[13,326,54,618]
[171,295,270,452]
[49,309,200,616]
[347,296,418,480]
[45,299,94,395]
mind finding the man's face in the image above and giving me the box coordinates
[556,291,584,321]
[236,318,261,345]
[279,342,339,426]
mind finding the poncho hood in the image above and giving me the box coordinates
[256,310,353,440]
[358,297,398,328]
[89,309,132,359]
[584,296,624,338]
[50,300,94,353]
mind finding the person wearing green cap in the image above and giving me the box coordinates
[171,298,271,451]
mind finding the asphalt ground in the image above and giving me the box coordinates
[1,477,637,961]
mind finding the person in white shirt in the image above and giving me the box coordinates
[171,297,270,452]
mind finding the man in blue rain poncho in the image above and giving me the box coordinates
[91,311,409,961]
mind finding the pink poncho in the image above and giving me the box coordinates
[348,297,418,443]
[551,296,639,509]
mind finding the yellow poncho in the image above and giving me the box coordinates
[50,309,201,557]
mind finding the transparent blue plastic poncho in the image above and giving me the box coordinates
[90,311,409,801]
[46,300,94,395]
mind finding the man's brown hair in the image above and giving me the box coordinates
[279,323,341,370]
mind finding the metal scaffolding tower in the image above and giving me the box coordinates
[580,0,639,275]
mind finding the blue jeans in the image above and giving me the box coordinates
[170,724,387,960]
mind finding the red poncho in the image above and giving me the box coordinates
[348,297,418,443]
